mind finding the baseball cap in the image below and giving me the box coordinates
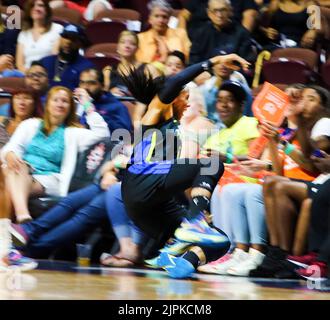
[60,24,88,45]
[219,80,246,103]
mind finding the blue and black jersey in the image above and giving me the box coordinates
[128,118,181,175]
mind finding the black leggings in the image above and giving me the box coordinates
[308,179,330,264]
[123,158,224,241]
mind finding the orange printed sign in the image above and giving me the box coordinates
[249,82,289,158]
[252,82,289,126]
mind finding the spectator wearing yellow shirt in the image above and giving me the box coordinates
[136,0,191,65]
[203,80,259,161]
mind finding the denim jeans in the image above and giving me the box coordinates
[23,184,107,257]
[23,183,147,257]
[211,183,267,246]
[105,183,147,246]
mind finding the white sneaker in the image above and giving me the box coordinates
[209,248,249,275]
[227,248,265,277]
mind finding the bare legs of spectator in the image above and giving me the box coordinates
[263,176,289,247]
[0,168,11,269]
[4,163,45,223]
[293,198,312,256]
[263,176,308,253]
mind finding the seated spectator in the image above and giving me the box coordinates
[39,24,94,90]
[0,88,43,150]
[164,50,186,76]
[178,0,259,43]
[200,84,319,276]
[0,3,23,78]
[189,0,254,64]
[199,51,252,124]
[50,0,113,21]
[289,160,330,283]
[1,86,109,223]
[103,31,158,95]
[16,0,63,73]
[136,0,191,64]
[77,68,133,134]
[0,61,49,117]
[179,87,215,158]
[250,85,330,278]
[202,80,259,159]
[9,164,119,259]
[0,161,38,271]
[259,0,318,50]
[24,62,50,105]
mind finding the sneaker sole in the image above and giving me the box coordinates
[164,256,195,279]
[8,261,38,272]
[9,225,27,247]
[174,228,230,247]
[299,274,328,281]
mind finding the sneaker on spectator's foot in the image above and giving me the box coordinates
[9,223,29,247]
[162,253,195,279]
[174,215,230,248]
[197,253,231,273]
[7,250,38,271]
[198,248,248,275]
[274,260,301,279]
[144,239,191,268]
[287,252,318,269]
[249,247,287,278]
[227,248,265,277]
[296,261,328,281]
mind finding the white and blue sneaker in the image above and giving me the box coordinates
[144,239,191,269]
[162,253,195,279]
[174,215,230,248]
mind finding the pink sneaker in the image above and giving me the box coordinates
[197,253,231,273]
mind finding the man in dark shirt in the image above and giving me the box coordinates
[179,0,258,42]
[189,0,255,64]
[77,68,133,135]
[39,24,94,90]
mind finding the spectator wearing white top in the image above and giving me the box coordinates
[16,0,63,73]
[1,86,110,223]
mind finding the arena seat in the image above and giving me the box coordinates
[85,43,118,57]
[84,53,120,70]
[321,59,330,88]
[85,20,127,44]
[262,48,319,84]
[52,7,83,25]
[94,8,141,21]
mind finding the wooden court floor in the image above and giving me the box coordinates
[0,260,329,300]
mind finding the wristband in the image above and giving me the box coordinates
[201,60,214,72]
[225,153,234,164]
[284,143,295,155]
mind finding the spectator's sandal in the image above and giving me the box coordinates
[100,253,137,268]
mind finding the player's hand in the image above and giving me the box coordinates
[210,54,250,72]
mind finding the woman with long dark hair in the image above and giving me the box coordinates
[16,0,63,73]
[119,54,250,278]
